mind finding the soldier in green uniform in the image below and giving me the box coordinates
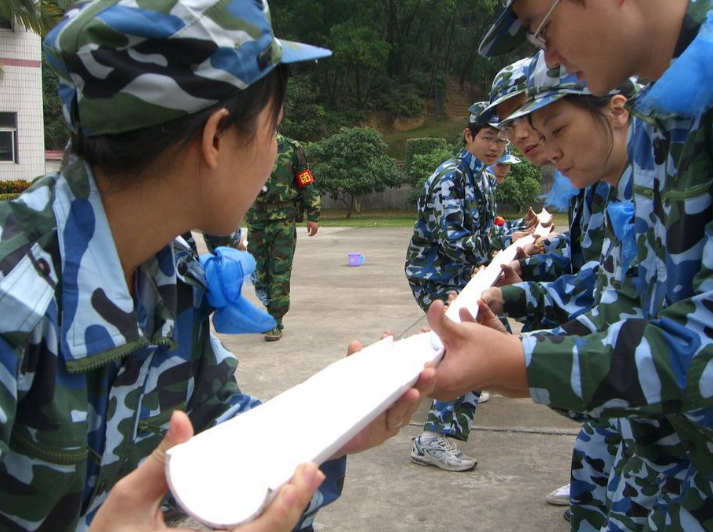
[248,133,321,341]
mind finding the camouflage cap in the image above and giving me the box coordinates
[43,0,332,137]
[500,51,596,125]
[468,101,499,127]
[497,146,521,165]
[479,56,533,125]
[478,0,526,58]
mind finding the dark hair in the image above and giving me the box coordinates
[531,78,636,160]
[72,64,289,180]
[464,123,498,144]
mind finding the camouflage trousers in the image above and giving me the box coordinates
[570,418,659,532]
[408,278,456,312]
[248,219,297,329]
[424,392,482,442]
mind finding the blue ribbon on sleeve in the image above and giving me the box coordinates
[606,201,636,274]
[199,247,276,334]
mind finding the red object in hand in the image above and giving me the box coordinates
[494,216,506,227]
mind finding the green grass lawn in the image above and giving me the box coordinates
[305,209,569,228]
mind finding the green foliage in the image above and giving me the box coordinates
[495,156,543,211]
[307,127,404,218]
[405,144,456,204]
[405,138,447,172]
[42,58,70,150]
[0,0,62,36]
[281,75,330,141]
[0,180,31,196]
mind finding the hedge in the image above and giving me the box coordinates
[0,180,31,194]
[405,138,448,172]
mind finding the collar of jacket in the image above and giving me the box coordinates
[459,150,487,178]
[628,2,712,122]
[53,159,181,373]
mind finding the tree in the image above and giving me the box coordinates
[494,155,543,211]
[42,57,69,149]
[281,75,330,142]
[307,127,404,218]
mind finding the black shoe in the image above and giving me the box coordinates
[563,508,571,523]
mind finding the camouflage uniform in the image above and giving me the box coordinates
[405,149,509,312]
[504,182,610,331]
[247,134,320,331]
[518,3,713,530]
[406,132,509,441]
[3,0,343,530]
[0,161,345,531]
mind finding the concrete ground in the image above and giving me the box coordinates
[178,227,579,531]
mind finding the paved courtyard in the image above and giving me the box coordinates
[179,227,580,531]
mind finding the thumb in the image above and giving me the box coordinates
[427,300,461,343]
[129,411,194,503]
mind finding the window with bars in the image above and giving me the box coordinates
[0,113,18,163]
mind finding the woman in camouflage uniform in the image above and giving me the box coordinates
[0,1,435,531]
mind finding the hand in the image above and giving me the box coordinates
[475,299,508,334]
[495,262,522,287]
[515,240,537,258]
[511,229,533,242]
[335,340,436,456]
[90,412,324,532]
[524,207,538,230]
[426,300,528,401]
[471,265,485,279]
[480,287,504,315]
[307,222,319,237]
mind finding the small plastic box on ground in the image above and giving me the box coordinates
[347,252,364,267]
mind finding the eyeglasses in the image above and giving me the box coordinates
[525,0,562,50]
[499,117,528,142]
[479,133,509,146]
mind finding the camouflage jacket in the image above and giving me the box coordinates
[405,150,510,292]
[523,3,713,528]
[519,182,610,282]
[502,166,632,331]
[0,158,344,531]
[247,134,321,223]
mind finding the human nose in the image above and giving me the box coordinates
[545,48,566,69]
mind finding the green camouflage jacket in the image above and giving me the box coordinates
[523,3,713,528]
[0,158,344,531]
[247,134,321,223]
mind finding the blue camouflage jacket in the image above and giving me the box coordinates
[519,182,610,283]
[502,167,632,331]
[405,150,510,294]
[523,2,713,528]
[0,158,344,531]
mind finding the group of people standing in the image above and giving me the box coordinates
[405,0,713,531]
[0,0,712,531]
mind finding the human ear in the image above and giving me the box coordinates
[463,128,473,144]
[607,94,629,129]
[200,109,231,170]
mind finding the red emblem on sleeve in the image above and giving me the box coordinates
[296,169,315,189]
[494,216,506,227]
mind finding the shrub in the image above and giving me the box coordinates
[307,127,404,218]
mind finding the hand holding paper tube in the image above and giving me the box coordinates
[164,210,552,528]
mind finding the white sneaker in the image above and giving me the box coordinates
[478,392,490,404]
[546,483,570,506]
[410,435,477,472]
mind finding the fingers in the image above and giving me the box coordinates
[238,464,324,532]
[380,330,395,340]
[346,340,363,357]
[91,411,195,529]
[458,306,477,323]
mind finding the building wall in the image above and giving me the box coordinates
[0,22,45,181]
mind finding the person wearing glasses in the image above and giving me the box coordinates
[405,103,523,472]
[428,0,713,530]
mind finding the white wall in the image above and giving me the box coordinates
[0,22,45,181]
